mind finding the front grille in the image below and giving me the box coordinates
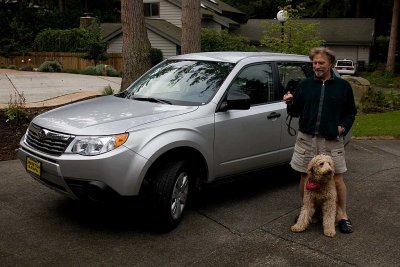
[25,123,74,156]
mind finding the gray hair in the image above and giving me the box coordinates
[309,47,336,64]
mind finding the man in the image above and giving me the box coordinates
[283,47,357,233]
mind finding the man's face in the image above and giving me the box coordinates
[312,53,332,80]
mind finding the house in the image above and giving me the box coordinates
[102,0,246,59]
[102,1,375,65]
[232,18,375,64]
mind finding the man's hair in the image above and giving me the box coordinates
[309,47,336,64]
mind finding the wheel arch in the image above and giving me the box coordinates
[142,146,209,193]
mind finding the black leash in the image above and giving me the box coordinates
[285,114,297,136]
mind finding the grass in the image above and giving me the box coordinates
[352,110,400,138]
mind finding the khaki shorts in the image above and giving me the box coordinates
[290,131,347,174]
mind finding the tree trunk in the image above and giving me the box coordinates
[120,0,152,91]
[355,0,361,17]
[181,0,201,54]
[386,0,399,73]
[58,0,65,13]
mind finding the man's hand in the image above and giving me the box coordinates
[338,126,346,135]
[283,91,293,104]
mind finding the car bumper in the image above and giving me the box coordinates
[337,69,355,75]
[17,140,149,199]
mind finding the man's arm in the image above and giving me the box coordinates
[340,82,357,135]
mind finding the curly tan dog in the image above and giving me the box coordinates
[291,154,338,237]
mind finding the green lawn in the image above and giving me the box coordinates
[352,110,400,138]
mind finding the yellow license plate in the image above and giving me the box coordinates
[27,157,41,177]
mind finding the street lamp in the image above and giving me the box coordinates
[276,10,288,52]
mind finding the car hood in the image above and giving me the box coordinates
[32,96,198,135]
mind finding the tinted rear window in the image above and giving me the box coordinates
[336,61,353,67]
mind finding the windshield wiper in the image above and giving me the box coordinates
[132,96,172,105]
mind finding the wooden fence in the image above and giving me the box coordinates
[0,52,124,72]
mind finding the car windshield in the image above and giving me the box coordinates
[337,61,353,67]
[119,60,235,106]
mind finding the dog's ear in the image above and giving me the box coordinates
[307,157,317,175]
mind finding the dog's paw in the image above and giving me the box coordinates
[324,228,336,237]
[291,224,306,233]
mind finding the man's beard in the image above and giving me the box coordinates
[314,70,325,78]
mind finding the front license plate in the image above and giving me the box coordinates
[27,157,41,177]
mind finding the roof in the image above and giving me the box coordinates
[201,0,245,15]
[234,18,375,46]
[101,19,182,45]
[146,19,181,44]
[168,0,245,24]
[169,51,309,63]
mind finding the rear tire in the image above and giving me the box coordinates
[148,159,190,232]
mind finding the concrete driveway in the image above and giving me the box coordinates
[0,139,399,266]
[0,69,121,108]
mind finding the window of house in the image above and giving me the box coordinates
[228,63,274,106]
[144,3,160,17]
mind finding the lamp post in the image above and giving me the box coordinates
[276,10,288,52]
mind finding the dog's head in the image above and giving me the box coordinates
[307,154,335,183]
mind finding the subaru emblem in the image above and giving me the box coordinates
[38,129,47,140]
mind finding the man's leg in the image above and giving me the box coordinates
[334,173,348,219]
[334,173,353,233]
[299,172,307,199]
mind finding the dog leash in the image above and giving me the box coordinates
[285,114,297,136]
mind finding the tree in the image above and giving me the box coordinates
[386,0,399,73]
[260,4,324,55]
[201,28,257,52]
[181,0,201,54]
[120,0,152,90]
[81,20,109,65]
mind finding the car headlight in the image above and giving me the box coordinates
[71,133,129,156]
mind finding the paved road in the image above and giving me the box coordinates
[0,70,121,108]
[1,140,399,266]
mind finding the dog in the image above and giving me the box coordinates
[291,154,338,237]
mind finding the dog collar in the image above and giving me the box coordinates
[306,180,321,191]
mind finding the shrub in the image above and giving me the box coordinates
[34,28,92,52]
[95,64,106,75]
[7,65,17,70]
[63,68,81,74]
[359,88,400,113]
[201,28,257,52]
[364,70,394,86]
[106,66,120,77]
[102,85,114,95]
[5,92,26,123]
[80,20,109,65]
[82,64,120,77]
[387,90,400,110]
[150,48,163,66]
[38,60,63,72]
[82,66,98,76]
[19,65,34,71]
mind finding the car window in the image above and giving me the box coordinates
[122,60,235,106]
[227,63,274,105]
[336,61,353,67]
[277,62,312,97]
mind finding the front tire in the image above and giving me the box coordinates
[149,159,190,231]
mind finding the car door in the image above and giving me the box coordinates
[213,63,286,178]
[276,61,313,160]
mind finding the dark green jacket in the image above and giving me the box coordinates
[287,73,357,139]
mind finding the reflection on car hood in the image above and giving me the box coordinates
[32,96,198,135]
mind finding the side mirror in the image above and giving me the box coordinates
[226,92,251,110]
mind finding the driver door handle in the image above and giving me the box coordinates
[267,112,281,120]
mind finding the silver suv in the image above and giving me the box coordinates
[18,52,314,230]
